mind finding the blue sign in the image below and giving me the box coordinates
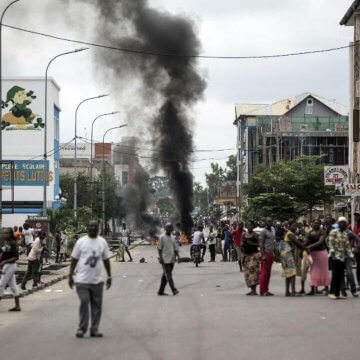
[0,160,51,186]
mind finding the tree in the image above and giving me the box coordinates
[193,182,209,214]
[205,163,226,203]
[205,154,237,203]
[225,155,237,181]
[59,171,126,226]
[244,156,335,221]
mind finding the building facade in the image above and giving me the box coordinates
[234,93,349,209]
[341,0,360,218]
[1,77,61,226]
[59,137,138,187]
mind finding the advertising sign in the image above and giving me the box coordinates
[324,166,348,195]
[0,160,51,186]
[345,183,360,197]
[60,143,91,159]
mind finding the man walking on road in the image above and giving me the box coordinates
[158,223,180,296]
[120,223,133,262]
[69,220,112,338]
[21,231,46,290]
[259,217,275,296]
[22,223,34,256]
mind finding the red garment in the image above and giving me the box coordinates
[348,223,360,236]
[232,228,245,247]
[260,252,273,295]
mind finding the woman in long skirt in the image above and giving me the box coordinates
[242,221,260,295]
[306,219,330,295]
[0,228,21,311]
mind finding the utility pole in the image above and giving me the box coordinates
[0,0,21,227]
[276,118,280,162]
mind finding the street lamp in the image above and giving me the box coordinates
[90,111,119,184]
[0,0,21,227]
[74,94,109,219]
[101,124,128,234]
[42,47,89,216]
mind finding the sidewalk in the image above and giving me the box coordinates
[3,238,145,299]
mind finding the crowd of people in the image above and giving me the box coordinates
[0,223,71,312]
[191,214,360,299]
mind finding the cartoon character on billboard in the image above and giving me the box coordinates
[1,85,44,130]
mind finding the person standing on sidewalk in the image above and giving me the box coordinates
[0,228,21,311]
[120,223,133,262]
[328,217,352,300]
[259,217,275,296]
[341,225,359,297]
[60,231,68,262]
[207,225,217,262]
[223,225,232,262]
[232,221,246,272]
[348,212,360,288]
[69,220,112,338]
[55,231,62,263]
[21,231,46,290]
[157,223,179,296]
[22,223,34,256]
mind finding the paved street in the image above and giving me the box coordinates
[0,244,359,360]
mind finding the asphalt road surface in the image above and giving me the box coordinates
[0,244,359,360]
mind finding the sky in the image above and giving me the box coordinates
[1,0,355,185]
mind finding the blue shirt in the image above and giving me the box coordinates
[224,230,232,247]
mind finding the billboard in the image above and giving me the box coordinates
[0,160,51,186]
[60,143,91,159]
[324,166,348,195]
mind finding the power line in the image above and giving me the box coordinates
[3,23,355,60]
[28,137,75,160]
[79,136,231,162]
[97,139,235,153]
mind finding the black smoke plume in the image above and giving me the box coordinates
[120,164,160,236]
[70,0,206,233]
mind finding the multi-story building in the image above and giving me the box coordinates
[234,92,349,207]
[1,77,61,226]
[59,136,138,187]
[341,0,360,218]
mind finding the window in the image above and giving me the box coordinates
[305,98,313,115]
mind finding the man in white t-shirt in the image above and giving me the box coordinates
[69,220,112,338]
[22,223,34,255]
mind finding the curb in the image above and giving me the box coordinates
[3,241,147,300]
